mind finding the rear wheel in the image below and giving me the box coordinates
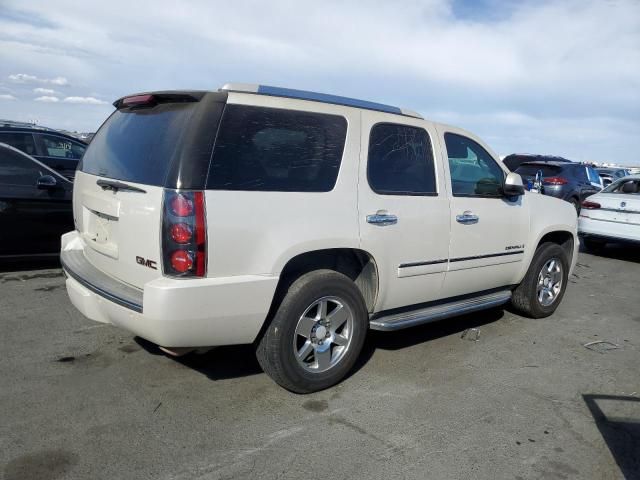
[256,270,368,393]
[511,242,569,318]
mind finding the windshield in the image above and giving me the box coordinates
[602,178,640,193]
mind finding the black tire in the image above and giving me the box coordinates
[256,270,368,393]
[511,242,569,318]
[582,237,606,252]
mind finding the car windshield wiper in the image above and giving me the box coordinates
[96,179,146,193]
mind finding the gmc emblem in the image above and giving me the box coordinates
[136,256,158,270]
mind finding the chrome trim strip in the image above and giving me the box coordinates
[399,259,448,268]
[60,250,143,313]
[450,250,524,263]
[369,290,512,331]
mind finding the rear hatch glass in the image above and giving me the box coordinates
[515,164,562,178]
[80,104,196,186]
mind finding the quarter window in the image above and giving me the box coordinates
[208,105,347,192]
[367,123,436,195]
[444,133,504,197]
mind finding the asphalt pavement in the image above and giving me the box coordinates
[1,247,638,480]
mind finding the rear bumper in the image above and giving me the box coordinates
[61,231,279,347]
[578,216,640,243]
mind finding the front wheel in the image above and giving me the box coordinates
[256,270,368,393]
[511,242,569,318]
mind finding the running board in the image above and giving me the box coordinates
[369,290,512,331]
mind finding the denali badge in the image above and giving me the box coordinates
[505,244,524,250]
[136,256,158,270]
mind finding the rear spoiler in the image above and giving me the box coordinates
[113,91,207,109]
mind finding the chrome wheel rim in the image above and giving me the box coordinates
[293,296,354,373]
[537,258,563,307]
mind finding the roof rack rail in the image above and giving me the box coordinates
[220,83,423,119]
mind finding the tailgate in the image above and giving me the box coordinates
[74,171,163,289]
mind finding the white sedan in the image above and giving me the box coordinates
[579,175,640,249]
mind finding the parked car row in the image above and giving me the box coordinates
[0,123,87,180]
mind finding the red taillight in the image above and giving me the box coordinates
[162,190,207,277]
[543,176,569,185]
[171,194,193,216]
[582,200,601,209]
[170,250,193,272]
[171,223,192,243]
[122,94,156,107]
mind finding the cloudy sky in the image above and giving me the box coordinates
[1,0,638,164]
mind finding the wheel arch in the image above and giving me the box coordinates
[269,248,379,315]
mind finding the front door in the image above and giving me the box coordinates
[358,113,450,312]
[436,127,530,298]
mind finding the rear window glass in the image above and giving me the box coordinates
[40,134,86,159]
[80,104,196,186]
[515,164,561,177]
[207,105,347,192]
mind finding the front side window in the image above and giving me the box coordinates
[208,105,347,192]
[0,147,42,186]
[444,133,504,197]
[367,123,436,195]
[0,132,37,156]
[39,135,86,159]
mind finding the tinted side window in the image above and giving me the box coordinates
[0,147,42,186]
[40,135,86,159]
[0,132,37,156]
[445,133,504,197]
[208,105,347,192]
[367,123,436,195]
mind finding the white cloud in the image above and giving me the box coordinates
[9,73,69,86]
[0,94,17,100]
[62,96,107,105]
[34,95,59,102]
[33,87,56,94]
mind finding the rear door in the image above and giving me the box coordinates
[358,113,450,311]
[34,133,86,179]
[74,94,222,289]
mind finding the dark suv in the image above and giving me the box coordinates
[0,123,87,180]
[515,161,601,212]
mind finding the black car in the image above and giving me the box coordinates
[0,143,73,257]
[503,153,571,172]
[0,123,87,180]
[514,161,601,212]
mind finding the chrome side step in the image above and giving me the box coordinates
[369,290,512,331]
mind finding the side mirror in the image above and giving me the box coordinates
[503,172,525,197]
[36,174,58,190]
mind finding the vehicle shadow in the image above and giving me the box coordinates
[0,257,61,273]
[136,307,505,386]
[582,394,640,479]
[135,337,263,380]
[580,243,640,264]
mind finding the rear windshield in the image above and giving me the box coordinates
[80,103,196,186]
[515,164,562,177]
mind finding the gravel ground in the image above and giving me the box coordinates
[1,247,638,480]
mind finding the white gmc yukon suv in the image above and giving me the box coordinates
[62,84,578,393]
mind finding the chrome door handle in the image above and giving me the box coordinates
[367,212,398,226]
[456,211,479,224]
